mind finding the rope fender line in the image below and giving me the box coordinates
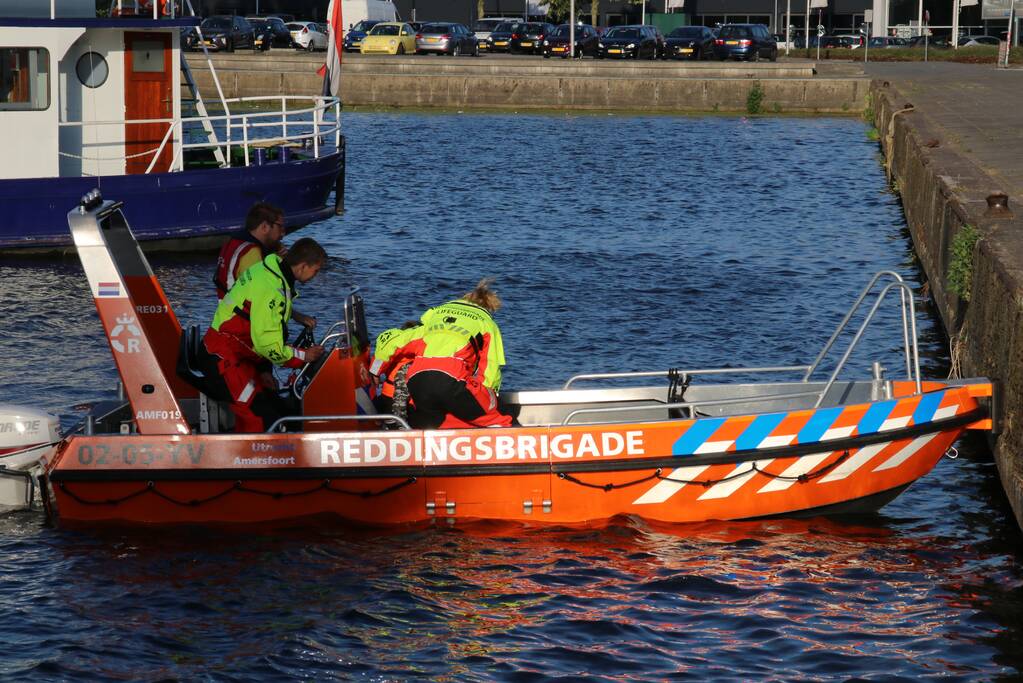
[556,451,851,492]
[57,476,418,507]
[557,469,663,491]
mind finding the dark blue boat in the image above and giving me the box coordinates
[0,4,345,252]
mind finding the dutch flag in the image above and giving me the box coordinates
[98,282,120,297]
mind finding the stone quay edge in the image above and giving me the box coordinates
[185,53,869,114]
[872,73,1023,534]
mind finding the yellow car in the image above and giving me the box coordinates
[360,22,417,55]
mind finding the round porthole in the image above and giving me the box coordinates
[76,52,108,88]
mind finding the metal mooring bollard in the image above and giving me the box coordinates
[984,192,1012,218]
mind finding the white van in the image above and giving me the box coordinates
[329,0,398,33]
[473,16,521,42]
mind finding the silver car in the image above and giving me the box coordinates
[473,17,519,45]
[415,22,479,56]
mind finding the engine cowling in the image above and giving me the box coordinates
[0,405,61,511]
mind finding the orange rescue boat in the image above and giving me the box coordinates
[40,193,998,527]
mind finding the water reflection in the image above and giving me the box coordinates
[0,112,1019,679]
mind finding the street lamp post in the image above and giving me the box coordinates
[805,0,811,53]
[785,0,792,54]
[569,0,575,57]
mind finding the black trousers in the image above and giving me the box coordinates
[406,370,492,429]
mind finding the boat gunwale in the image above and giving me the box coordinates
[47,404,985,483]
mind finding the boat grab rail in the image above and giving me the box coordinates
[813,280,920,407]
[267,414,411,433]
[292,289,362,400]
[562,271,922,406]
[57,96,341,173]
[561,389,825,425]
[802,270,912,382]
[563,365,812,389]
[291,330,346,400]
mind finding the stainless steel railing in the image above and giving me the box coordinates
[561,271,922,414]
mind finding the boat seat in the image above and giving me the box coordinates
[176,325,234,433]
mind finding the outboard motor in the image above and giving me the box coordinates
[0,405,61,511]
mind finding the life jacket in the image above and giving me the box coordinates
[213,230,266,300]
[209,254,308,368]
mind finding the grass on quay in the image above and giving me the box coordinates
[798,46,1021,63]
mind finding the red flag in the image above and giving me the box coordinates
[320,0,343,96]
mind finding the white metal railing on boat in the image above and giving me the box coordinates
[561,271,923,412]
[57,96,341,174]
[109,0,179,19]
[561,389,827,425]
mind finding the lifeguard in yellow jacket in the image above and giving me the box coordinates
[370,279,513,429]
[202,238,327,432]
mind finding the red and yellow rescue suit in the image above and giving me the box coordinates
[370,300,513,429]
[203,254,311,432]
[213,229,269,300]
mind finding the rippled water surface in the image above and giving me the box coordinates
[1,113,1021,680]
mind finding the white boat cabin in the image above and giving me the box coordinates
[0,0,185,180]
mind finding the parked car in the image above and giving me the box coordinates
[485,21,520,52]
[665,25,716,60]
[959,35,1000,46]
[511,22,555,54]
[343,20,381,52]
[542,23,600,58]
[360,22,417,55]
[831,33,865,48]
[597,25,660,59]
[247,16,293,49]
[473,17,519,48]
[416,22,478,55]
[907,34,952,48]
[180,26,199,51]
[713,23,777,61]
[197,15,256,52]
[868,36,906,48]
[287,21,328,51]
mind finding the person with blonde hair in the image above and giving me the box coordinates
[370,279,514,429]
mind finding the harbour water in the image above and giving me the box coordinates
[1,113,1021,679]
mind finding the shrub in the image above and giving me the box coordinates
[746,82,764,115]
[947,223,980,301]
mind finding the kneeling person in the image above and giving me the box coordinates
[371,279,514,429]
[203,238,327,432]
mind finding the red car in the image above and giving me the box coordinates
[542,23,599,58]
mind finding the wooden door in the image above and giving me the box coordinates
[124,32,173,175]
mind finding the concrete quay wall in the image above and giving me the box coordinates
[872,82,1023,531]
[185,54,868,113]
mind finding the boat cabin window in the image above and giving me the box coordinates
[76,52,109,89]
[0,47,49,111]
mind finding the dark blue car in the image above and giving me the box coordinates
[713,23,778,61]
[343,20,382,52]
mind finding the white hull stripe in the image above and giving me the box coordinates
[817,441,890,483]
[759,435,796,448]
[932,404,959,420]
[698,459,773,500]
[757,452,833,493]
[632,465,710,505]
[879,415,912,431]
[694,440,734,455]
[873,433,939,472]
[821,425,856,441]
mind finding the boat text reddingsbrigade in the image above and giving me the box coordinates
[320,431,646,464]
